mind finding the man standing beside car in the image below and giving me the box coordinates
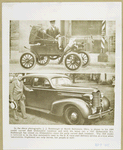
[10,74,31,121]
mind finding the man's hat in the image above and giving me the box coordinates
[9,101,17,110]
[50,20,55,23]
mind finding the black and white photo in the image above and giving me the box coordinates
[10,20,115,73]
[2,2,122,150]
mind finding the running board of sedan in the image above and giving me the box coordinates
[88,108,113,119]
[26,106,51,114]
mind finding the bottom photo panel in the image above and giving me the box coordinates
[9,73,115,125]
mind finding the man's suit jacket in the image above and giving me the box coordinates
[46,26,60,38]
[11,79,24,101]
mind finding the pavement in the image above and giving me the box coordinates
[9,51,115,73]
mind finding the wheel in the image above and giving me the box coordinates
[49,56,59,60]
[64,106,85,125]
[64,52,82,71]
[81,52,90,67]
[20,52,36,69]
[36,55,50,66]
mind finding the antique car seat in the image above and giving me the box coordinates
[29,25,59,55]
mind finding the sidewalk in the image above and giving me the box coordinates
[10,51,115,68]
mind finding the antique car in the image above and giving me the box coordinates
[23,74,113,125]
[20,25,90,71]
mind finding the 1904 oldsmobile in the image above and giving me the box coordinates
[23,74,113,125]
[20,25,90,71]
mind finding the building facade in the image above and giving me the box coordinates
[10,20,115,59]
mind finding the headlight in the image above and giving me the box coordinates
[101,93,104,98]
[90,95,93,100]
[83,94,93,100]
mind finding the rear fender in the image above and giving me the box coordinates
[24,46,39,58]
[21,51,38,59]
[30,50,39,58]
[51,98,91,118]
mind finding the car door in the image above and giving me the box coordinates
[29,77,58,110]
[23,77,35,107]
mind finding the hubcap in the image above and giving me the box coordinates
[38,56,48,64]
[70,112,78,121]
[66,54,81,70]
[21,54,34,68]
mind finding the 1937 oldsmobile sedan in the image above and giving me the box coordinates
[23,74,113,125]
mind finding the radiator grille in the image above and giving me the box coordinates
[92,91,101,107]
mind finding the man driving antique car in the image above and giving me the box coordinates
[43,20,62,49]
[46,20,60,39]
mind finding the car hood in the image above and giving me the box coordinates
[54,85,98,94]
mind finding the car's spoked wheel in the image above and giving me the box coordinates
[49,56,59,60]
[20,53,36,69]
[64,106,85,125]
[81,52,90,67]
[37,56,50,66]
[65,53,81,71]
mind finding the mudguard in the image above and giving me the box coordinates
[24,46,39,58]
[58,47,73,64]
[51,98,92,118]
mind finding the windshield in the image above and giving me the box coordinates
[51,77,72,87]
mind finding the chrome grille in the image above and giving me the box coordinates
[92,91,101,107]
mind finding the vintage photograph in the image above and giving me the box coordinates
[9,20,115,73]
[2,2,122,150]
[9,73,114,125]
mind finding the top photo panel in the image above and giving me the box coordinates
[9,20,115,73]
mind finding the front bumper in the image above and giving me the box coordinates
[88,107,113,119]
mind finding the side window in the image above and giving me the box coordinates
[33,78,41,86]
[23,77,32,85]
[33,77,50,88]
[43,79,50,87]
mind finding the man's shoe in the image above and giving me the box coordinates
[14,117,19,121]
[22,116,27,119]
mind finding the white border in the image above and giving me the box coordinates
[2,2,122,149]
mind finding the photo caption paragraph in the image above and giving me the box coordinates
[11,127,114,139]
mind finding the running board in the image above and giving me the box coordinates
[26,106,51,114]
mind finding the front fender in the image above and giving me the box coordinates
[58,48,72,64]
[77,50,89,54]
[102,96,110,111]
[51,98,92,118]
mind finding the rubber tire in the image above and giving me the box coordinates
[64,52,82,71]
[64,106,85,125]
[81,52,90,67]
[20,52,36,69]
[36,56,50,66]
